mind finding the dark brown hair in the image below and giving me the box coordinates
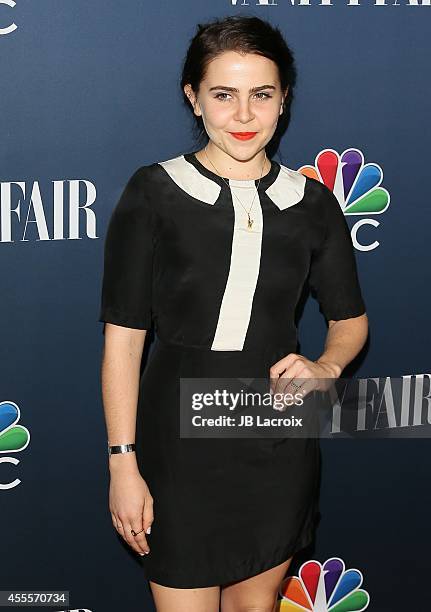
[180,15,297,154]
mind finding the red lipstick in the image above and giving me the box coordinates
[229,132,257,141]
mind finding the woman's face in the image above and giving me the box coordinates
[185,50,287,161]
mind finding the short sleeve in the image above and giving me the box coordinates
[308,182,366,321]
[98,167,154,331]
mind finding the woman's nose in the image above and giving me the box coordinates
[233,99,254,123]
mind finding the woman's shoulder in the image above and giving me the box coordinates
[265,161,306,211]
[121,158,176,197]
[269,165,344,237]
[299,175,352,247]
[137,152,222,205]
[300,173,338,205]
[281,169,341,221]
[125,160,162,182]
[266,161,330,213]
[130,152,201,186]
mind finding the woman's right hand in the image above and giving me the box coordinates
[109,462,154,556]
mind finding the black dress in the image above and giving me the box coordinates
[98,150,366,588]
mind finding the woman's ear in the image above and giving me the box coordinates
[184,84,201,117]
[280,86,289,115]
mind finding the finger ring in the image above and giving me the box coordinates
[131,528,145,536]
[290,380,302,390]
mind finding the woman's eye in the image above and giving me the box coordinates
[255,92,272,100]
[214,93,231,101]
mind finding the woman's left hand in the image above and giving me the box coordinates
[269,353,340,411]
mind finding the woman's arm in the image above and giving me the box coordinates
[316,312,369,377]
[269,313,369,399]
[101,323,146,469]
[101,322,153,555]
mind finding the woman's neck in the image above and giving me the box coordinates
[195,145,269,181]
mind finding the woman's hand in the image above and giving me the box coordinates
[109,466,154,556]
[269,353,341,411]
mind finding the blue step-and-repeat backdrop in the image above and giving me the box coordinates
[1,1,430,611]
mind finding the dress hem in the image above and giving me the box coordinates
[142,525,316,589]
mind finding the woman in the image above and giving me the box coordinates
[99,15,368,612]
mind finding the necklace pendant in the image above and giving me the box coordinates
[247,215,253,230]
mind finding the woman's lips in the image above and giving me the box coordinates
[229,132,257,141]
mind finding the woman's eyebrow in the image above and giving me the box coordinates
[208,85,277,93]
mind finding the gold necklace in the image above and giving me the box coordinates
[203,146,267,231]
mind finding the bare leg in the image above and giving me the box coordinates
[149,581,220,612]
[220,556,293,612]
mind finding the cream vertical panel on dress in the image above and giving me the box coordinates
[211,179,264,351]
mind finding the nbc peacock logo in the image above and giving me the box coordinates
[298,148,390,251]
[277,557,370,611]
[299,148,389,215]
[0,401,29,453]
[0,401,30,490]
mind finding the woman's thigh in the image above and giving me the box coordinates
[220,556,293,612]
[149,581,220,612]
